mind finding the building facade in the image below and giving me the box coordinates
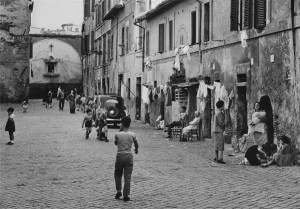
[29,34,82,98]
[0,0,34,102]
[83,0,300,142]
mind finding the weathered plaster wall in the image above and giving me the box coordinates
[144,0,199,123]
[0,0,31,102]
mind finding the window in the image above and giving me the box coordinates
[230,0,239,31]
[121,27,125,55]
[98,4,102,25]
[98,38,102,65]
[231,0,266,31]
[107,31,111,60]
[92,0,95,12]
[169,20,173,50]
[91,31,95,51]
[48,63,55,73]
[85,34,89,53]
[204,3,210,42]
[254,0,266,29]
[126,27,129,53]
[102,1,105,19]
[108,0,111,11]
[191,11,197,45]
[84,0,89,18]
[158,23,165,53]
[111,35,114,59]
[103,34,106,64]
[127,78,131,98]
[146,30,150,56]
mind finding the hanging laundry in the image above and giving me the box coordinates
[240,30,248,48]
[174,53,180,70]
[214,82,221,102]
[197,81,208,99]
[142,86,149,104]
[174,47,179,55]
[121,83,125,98]
[182,45,191,61]
[207,84,215,90]
[197,81,202,99]
[220,85,229,109]
[228,89,234,100]
[165,85,172,106]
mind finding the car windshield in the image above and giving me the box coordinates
[106,99,118,106]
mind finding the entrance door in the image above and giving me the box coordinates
[236,73,248,139]
[135,77,141,120]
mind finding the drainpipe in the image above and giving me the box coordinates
[195,0,202,63]
[134,21,145,73]
[291,0,296,72]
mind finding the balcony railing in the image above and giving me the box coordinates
[103,0,124,20]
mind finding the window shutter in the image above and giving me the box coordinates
[243,0,252,29]
[230,0,239,31]
[254,0,266,29]
[146,30,150,56]
[158,24,164,53]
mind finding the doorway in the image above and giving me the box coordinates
[135,77,141,120]
[236,74,248,139]
[203,77,212,138]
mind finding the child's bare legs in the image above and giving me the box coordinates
[86,127,92,139]
[7,132,14,145]
[23,107,27,113]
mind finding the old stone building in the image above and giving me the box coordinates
[0,0,34,102]
[82,0,300,142]
[29,34,82,98]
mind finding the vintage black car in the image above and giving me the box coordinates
[96,95,128,127]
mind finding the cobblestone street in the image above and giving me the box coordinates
[0,100,299,209]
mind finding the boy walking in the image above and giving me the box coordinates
[5,107,16,145]
[213,100,226,164]
[114,117,139,201]
[82,109,93,139]
[22,98,29,113]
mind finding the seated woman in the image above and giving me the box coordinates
[242,142,277,166]
[181,111,201,141]
[261,135,298,167]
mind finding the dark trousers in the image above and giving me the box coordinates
[59,99,65,110]
[114,153,133,196]
[168,121,182,136]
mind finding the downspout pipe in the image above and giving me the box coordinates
[195,0,202,63]
[291,0,296,71]
[134,21,145,73]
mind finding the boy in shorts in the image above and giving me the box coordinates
[114,117,139,201]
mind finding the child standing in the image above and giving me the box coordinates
[22,98,29,113]
[5,107,16,145]
[80,94,87,113]
[114,117,139,201]
[96,112,109,142]
[213,100,226,164]
[82,109,93,139]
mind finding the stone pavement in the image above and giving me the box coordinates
[0,100,299,209]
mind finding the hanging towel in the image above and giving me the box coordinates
[197,81,202,99]
[121,83,125,98]
[220,85,229,109]
[228,89,234,100]
[182,45,191,61]
[214,82,221,102]
[240,30,248,48]
[165,86,172,106]
[142,86,149,104]
[174,53,180,70]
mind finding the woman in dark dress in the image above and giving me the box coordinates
[66,90,76,114]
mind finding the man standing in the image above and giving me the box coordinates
[166,106,187,138]
[58,89,65,111]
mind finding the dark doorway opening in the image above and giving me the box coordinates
[136,77,141,120]
[236,74,248,139]
[203,77,212,138]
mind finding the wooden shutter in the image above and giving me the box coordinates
[243,0,253,29]
[91,31,94,51]
[92,0,95,12]
[146,30,150,56]
[191,11,196,45]
[254,0,266,29]
[158,24,164,53]
[230,0,239,31]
